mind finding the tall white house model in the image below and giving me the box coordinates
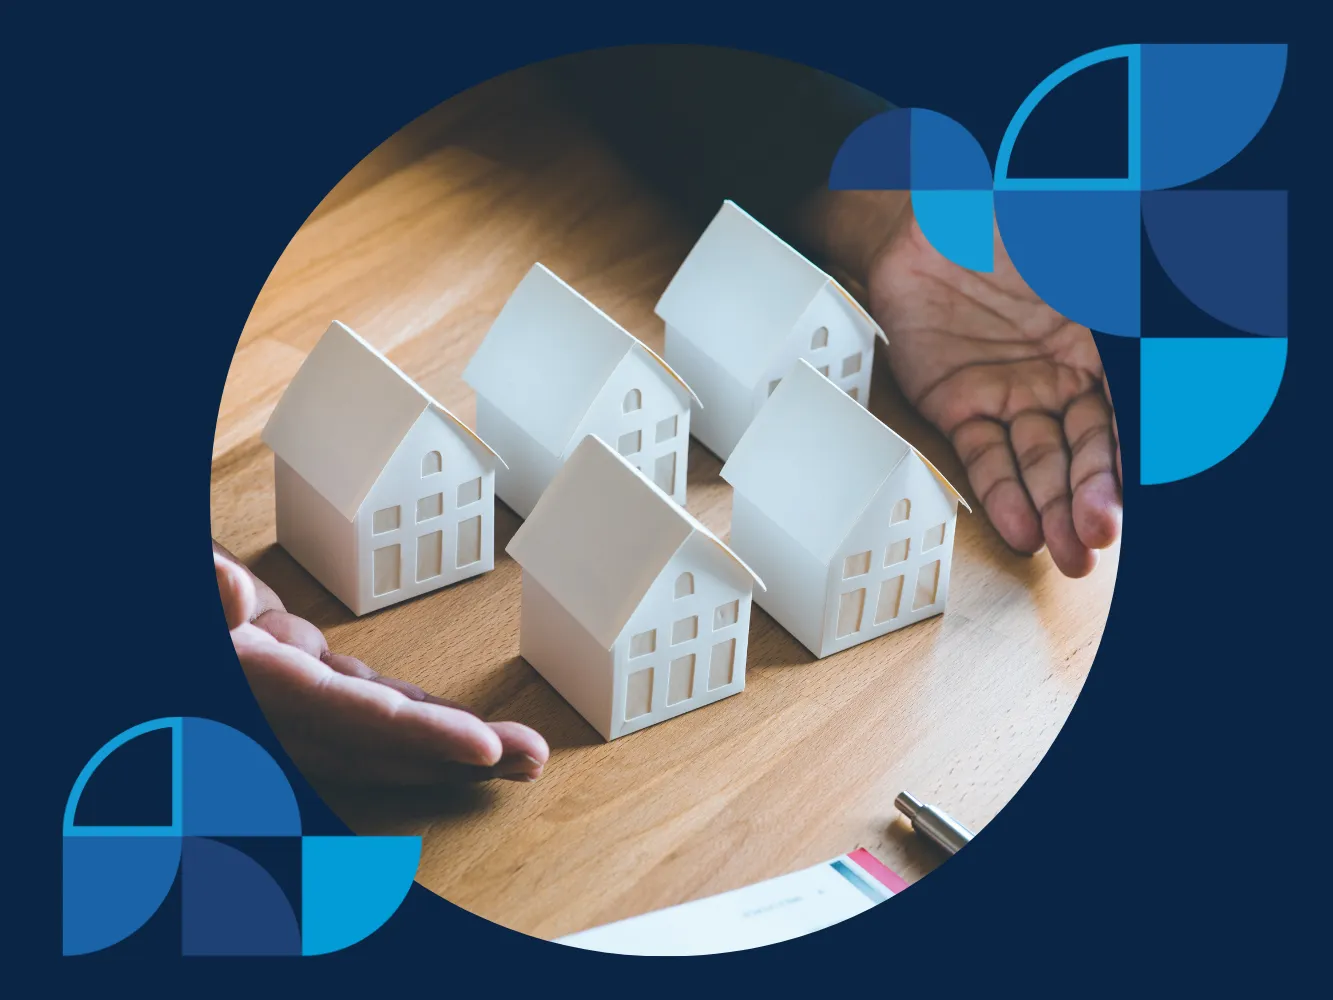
[655,200,885,460]
[262,321,505,616]
[721,361,969,659]
[508,435,763,741]
[464,263,699,519]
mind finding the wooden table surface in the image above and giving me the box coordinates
[211,69,1118,941]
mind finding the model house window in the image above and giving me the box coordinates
[924,522,946,550]
[811,326,829,349]
[457,477,482,507]
[885,538,910,565]
[891,498,911,523]
[456,515,482,567]
[708,639,736,689]
[618,430,642,456]
[416,493,443,522]
[625,667,653,720]
[675,572,694,599]
[847,386,860,403]
[668,654,695,705]
[913,560,941,610]
[836,588,866,638]
[654,452,676,495]
[372,505,400,534]
[630,628,656,658]
[372,544,401,597]
[713,599,739,629]
[623,388,642,413]
[817,365,830,378]
[422,451,442,476]
[672,616,698,645]
[841,353,863,377]
[843,550,871,578]
[417,530,443,582]
[655,414,678,443]
[875,576,904,624]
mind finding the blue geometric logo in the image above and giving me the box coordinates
[63,717,421,956]
[831,44,1287,486]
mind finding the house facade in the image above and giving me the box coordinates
[264,321,504,616]
[722,360,967,659]
[656,200,884,460]
[509,436,761,740]
[465,263,697,519]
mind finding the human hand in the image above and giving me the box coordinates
[214,542,548,785]
[866,209,1122,577]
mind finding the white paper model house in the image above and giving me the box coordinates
[262,321,506,616]
[507,435,763,741]
[721,360,970,659]
[655,200,886,460]
[464,263,699,519]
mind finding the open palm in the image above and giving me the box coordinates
[868,212,1122,577]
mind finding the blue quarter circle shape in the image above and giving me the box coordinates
[1140,44,1286,191]
[994,189,1140,336]
[181,716,301,836]
[828,107,913,191]
[908,109,992,191]
[995,44,1140,191]
[1141,338,1287,485]
[301,836,423,956]
[62,835,182,955]
[911,189,994,271]
[63,717,182,835]
[1142,189,1287,338]
[181,837,302,956]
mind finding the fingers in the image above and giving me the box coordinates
[1065,391,1123,550]
[952,418,1042,554]
[487,721,550,781]
[234,625,504,780]
[211,540,287,618]
[1009,411,1096,578]
[214,552,256,629]
[253,609,328,660]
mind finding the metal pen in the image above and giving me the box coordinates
[894,791,974,855]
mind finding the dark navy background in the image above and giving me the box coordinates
[18,4,1321,990]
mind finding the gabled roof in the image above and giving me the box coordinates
[720,360,969,565]
[507,435,762,650]
[464,263,699,458]
[262,321,504,520]
[654,200,886,389]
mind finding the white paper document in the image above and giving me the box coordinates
[557,848,907,956]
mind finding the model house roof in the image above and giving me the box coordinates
[262,321,503,520]
[721,360,969,564]
[464,263,699,458]
[508,435,762,650]
[654,200,886,389]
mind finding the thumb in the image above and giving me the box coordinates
[215,550,257,630]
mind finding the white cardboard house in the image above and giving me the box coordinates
[507,435,763,741]
[721,360,970,659]
[464,263,699,520]
[655,199,886,460]
[262,320,505,616]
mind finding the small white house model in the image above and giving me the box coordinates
[655,200,886,460]
[507,435,764,741]
[464,263,699,519]
[262,321,505,616]
[721,360,970,659]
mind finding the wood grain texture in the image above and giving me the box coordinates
[210,67,1118,941]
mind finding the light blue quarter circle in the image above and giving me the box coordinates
[301,836,422,956]
[1141,338,1287,485]
[63,717,182,835]
[995,44,1140,191]
[911,189,994,271]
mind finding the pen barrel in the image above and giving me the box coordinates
[913,806,974,855]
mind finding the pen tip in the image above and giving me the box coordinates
[895,791,923,820]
